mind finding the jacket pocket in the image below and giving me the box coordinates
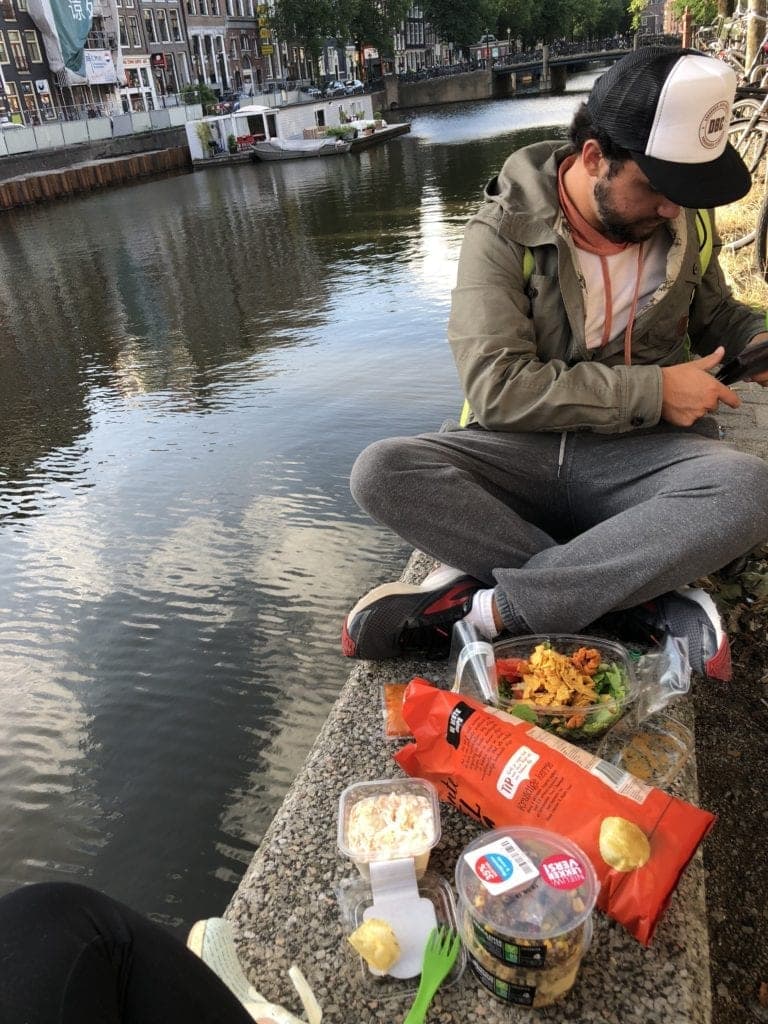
[528,274,571,360]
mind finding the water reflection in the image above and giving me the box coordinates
[0,87,594,925]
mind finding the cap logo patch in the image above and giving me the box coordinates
[699,100,729,150]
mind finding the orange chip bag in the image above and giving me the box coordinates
[394,679,715,945]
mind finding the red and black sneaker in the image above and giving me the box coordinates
[341,575,482,660]
[600,587,731,681]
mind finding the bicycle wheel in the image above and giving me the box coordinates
[717,120,768,250]
[755,185,768,277]
[732,96,765,121]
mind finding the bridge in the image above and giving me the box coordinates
[491,48,631,96]
[384,34,682,109]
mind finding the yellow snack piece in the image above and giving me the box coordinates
[348,918,401,972]
[599,816,651,872]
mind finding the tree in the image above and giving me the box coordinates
[331,0,411,75]
[273,0,336,61]
[423,0,499,48]
[180,81,218,112]
[666,0,719,25]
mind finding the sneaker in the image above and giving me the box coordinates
[341,574,482,659]
[602,587,731,681]
[187,918,317,1024]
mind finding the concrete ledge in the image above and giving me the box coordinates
[228,551,711,1024]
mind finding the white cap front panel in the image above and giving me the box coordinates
[645,55,736,164]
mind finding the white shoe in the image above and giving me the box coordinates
[187,918,322,1024]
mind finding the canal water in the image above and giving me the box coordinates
[0,75,598,928]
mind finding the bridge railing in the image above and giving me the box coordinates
[491,32,682,72]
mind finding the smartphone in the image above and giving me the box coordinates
[716,338,768,385]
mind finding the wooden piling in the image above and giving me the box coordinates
[0,147,192,211]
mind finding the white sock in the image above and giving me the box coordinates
[463,588,499,640]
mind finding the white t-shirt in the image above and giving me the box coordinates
[577,230,670,350]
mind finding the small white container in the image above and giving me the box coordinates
[337,778,441,880]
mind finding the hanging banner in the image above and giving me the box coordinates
[27,0,93,84]
[85,48,117,84]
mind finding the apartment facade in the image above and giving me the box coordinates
[0,0,56,123]
[140,0,191,100]
[393,5,438,72]
[225,0,262,95]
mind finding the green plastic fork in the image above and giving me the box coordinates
[402,925,462,1024]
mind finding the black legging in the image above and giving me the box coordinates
[0,882,254,1023]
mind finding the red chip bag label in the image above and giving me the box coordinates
[395,679,716,945]
[539,854,587,890]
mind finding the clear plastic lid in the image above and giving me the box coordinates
[596,711,694,790]
[337,778,441,865]
[455,827,599,942]
[493,634,637,716]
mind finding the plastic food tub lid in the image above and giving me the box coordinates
[337,777,441,862]
[493,633,637,714]
[455,826,599,940]
[596,712,694,789]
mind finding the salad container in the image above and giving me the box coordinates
[455,826,599,1009]
[493,634,637,741]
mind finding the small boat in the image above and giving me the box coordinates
[251,137,351,161]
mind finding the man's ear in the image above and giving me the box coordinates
[581,139,604,178]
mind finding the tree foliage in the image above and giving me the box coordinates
[273,0,411,56]
[422,0,499,47]
[667,0,718,26]
[271,0,336,58]
[273,0,630,57]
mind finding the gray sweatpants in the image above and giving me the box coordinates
[350,423,768,634]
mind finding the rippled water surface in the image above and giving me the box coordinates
[0,76,597,927]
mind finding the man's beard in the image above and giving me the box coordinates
[594,179,666,244]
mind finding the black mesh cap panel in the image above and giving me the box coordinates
[586,47,697,152]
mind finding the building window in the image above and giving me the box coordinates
[7,30,28,71]
[186,0,195,13]
[19,79,38,120]
[0,32,7,63]
[240,33,248,50]
[156,10,169,42]
[144,10,157,42]
[4,80,20,115]
[210,0,218,14]
[118,16,127,45]
[226,0,232,14]
[198,0,207,14]
[16,0,28,10]
[24,29,42,62]
[129,15,141,46]
[0,0,15,20]
[169,9,181,40]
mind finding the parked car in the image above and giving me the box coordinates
[301,85,323,98]
[344,78,365,95]
[324,80,346,98]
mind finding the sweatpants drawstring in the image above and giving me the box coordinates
[557,431,568,479]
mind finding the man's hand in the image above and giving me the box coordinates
[661,346,741,426]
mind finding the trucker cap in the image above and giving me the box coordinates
[586,46,750,208]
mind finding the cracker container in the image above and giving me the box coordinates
[456,826,599,1009]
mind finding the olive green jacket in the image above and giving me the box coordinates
[448,141,765,433]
